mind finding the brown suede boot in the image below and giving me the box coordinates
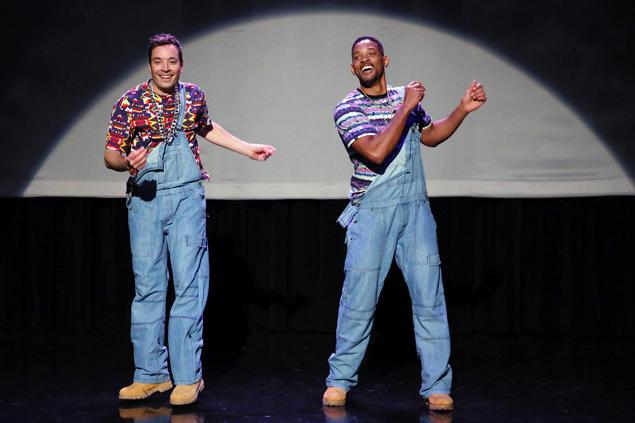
[118,380,173,400]
[424,393,454,411]
[169,379,205,406]
[322,386,347,407]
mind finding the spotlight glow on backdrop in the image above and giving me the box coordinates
[24,12,634,198]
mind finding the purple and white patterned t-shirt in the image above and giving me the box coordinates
[334,85,432,200]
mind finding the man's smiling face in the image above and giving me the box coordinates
[351,39,389,88]
[149,44,183,95]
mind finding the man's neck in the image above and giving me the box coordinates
[359,78,388,97]
[149,80,176,96]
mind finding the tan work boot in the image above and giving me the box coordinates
[424,393,454,411]
[322,386,347,407]
[170,379,205,405]
[118,380,173,400]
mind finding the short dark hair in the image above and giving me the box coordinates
[148,33,183,65]
[351,36,384,57]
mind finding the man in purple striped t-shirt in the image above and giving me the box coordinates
[323,36,487,411]
[334,85,432,201]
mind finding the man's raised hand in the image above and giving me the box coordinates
[460,80,487,113]
[403,80,426,111]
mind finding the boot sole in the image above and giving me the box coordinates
[322,398,346,407]
[428,404,453,411]
[424,398,453,411]
[119,380,173,400]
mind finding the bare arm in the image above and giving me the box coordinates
[421,80,487,147]
[351,81,425,165]
[104,147,147,172]
[204,121,275,160]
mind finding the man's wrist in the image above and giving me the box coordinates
[457,102,471,117]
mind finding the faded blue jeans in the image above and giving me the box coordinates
[127,84,209,385]
[327,126,452,398]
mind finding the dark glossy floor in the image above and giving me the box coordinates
[1,332,633,422]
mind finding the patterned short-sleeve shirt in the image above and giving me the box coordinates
[334,85,432,200]
[106,80,213,180]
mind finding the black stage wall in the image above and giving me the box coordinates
[1,197,633,342]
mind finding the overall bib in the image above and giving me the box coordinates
[127,84,209,385]
[327,125,452,397]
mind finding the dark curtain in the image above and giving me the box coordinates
[0,197,633,340]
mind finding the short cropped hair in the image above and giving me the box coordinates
[351,36,385,57]
[147,33,183,65]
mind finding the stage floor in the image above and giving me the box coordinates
[1,332,632,422]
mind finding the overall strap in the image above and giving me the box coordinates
[175,83,187,129]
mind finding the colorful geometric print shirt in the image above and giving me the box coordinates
[106,80,214,181]
[334,85,432,201]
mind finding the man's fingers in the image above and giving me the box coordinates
[128,156,146,170]
[470,91,485,100]
[125,147,148,170]
[468,81,486,101]
[470,82,484,94]
[129,147,146,159]
[407,80,425,91]
[128,154,144,165]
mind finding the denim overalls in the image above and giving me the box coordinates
[327,124,452,398]
[127,84,209,386]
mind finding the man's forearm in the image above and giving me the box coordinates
[352,104,413,164]
[104,149,130,172]
[421,105,468,147]
[203,123,253,158]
